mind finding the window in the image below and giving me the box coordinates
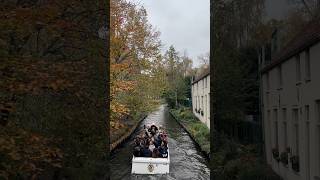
[198,96,200,111]
[203,79,204,89]
[267,110,272,162]
[195,96,197,110]
[208,93,210,119]
[205,77,207,88]
[305,105,310,178]
[305,49,311,81]
[293,109,299,155]
[278,65,283,88]
[296,54,301,82]
[205,95,207,118]
[296,87,300,103]
[282,108,287,149]
[316,100,320,175]
[196,96,198,110]
[274,109,279,149]
[266,73,270,91]
[305,105,309,121]
[201,96,203,116]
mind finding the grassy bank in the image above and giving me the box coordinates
[170,107,210,155]
[170,107,282,180]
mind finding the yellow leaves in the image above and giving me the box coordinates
[110,121,124,130]
[110,102,129,116]
[111,80,136,94]
[111,62,130,71]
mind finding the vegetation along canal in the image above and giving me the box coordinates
[110,105,210,180]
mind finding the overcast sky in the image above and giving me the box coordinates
[130,0,210,68]
[126,0,291,67]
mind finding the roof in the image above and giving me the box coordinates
[261,20,320,74]
[192,67,210,84]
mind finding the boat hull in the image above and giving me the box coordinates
[131,149,170,174]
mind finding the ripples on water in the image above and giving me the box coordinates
[110,105,210,180]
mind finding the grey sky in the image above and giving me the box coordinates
[130,0,210,67]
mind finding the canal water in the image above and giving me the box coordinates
[110,105,210,180]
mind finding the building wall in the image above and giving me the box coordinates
[192,75,210,129]
[262,41,320,180]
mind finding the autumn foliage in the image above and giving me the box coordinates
[0,0,107,178]
[110,0,164,131]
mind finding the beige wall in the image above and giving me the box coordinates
[262,42,320,180]
[192,75,210,129]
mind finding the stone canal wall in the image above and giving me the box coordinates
[169,111,210,160]
[110,115,147,153]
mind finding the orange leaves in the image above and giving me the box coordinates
[110,62,130,72]
[0,126,63,177]
[110,102,129,116]
[110,0,163,126]
[114,80,136,92]
[1,58,83,95]
[110,62,136,97]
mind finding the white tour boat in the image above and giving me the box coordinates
[131,147,170,174]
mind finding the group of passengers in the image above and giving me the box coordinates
[133,123,168,158]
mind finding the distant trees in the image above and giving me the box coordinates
[162,46,193,108]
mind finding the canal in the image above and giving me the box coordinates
[110,105,210,180]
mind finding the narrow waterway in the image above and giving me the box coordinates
[110,105,210,180]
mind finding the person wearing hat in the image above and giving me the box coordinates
[150,123,158,132]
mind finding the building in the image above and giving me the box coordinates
[191,67,210,129]
[259,20,320,180]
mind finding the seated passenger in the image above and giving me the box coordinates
[150,129,156,136]
[159,125,163,132]
[133,146,141,157]
[154,134,162,148]
[159,141,168,158]
[141,144,152,157]
[149,139,155,152]
[150,123,158,132]
[152,148,160,158]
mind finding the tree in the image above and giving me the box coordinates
[110,0,164,129]
[213,0,264,136]
[0,0,108,178]
[162,46,191,108]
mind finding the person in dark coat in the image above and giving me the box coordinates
[154,134,161,148]
[133,146,141,157]
[159,141,168,158]
[141,142,152,157]
[152,148,160,158]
